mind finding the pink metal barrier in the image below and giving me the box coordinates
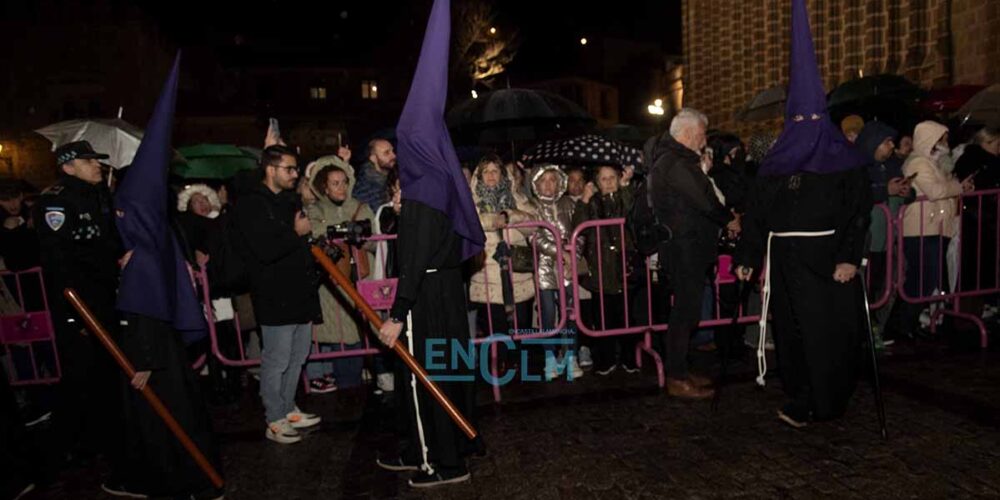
[895,189,1000,347]
[469,220,569,402]
[0,268,61,386]
[867,203,895,310]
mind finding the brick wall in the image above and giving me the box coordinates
[681,0,1000,139]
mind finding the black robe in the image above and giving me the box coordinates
[388,200,475,470]
[117,313,221,497]
[735,168,871,420]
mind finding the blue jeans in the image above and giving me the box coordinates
[540,288,577,355]
[260,323,313,424]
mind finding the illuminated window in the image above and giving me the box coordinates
[361,80,379,100]
[309,87,327,100]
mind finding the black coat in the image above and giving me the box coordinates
[231,183,320,326]
[649,135,731,253]
[32,175,121,324]
[734,168,871,419]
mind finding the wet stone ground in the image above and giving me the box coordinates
[27,333,1000,499]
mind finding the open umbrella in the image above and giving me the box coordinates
[447,88,594,145]
[35,118,145,168]
[735,85,786,122]
[954,84,1000,125]
[920,84,986,115]
[521,134,643,167]
[172,144,259,179]
[827,74,924,109]
[601,124,648,145]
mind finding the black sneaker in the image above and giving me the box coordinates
[376,456,420,472]
[408,468,471,488]
[101,482,149,498]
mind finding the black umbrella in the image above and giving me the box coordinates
[827,74,924,109]
[601,124,649,145]
[521,134,643,167]
[735,85,786,122]
[447,88,594,146]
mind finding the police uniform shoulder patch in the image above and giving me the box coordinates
[45,210,66,231]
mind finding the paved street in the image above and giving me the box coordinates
[31,338,1000,499]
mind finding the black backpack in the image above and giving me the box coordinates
[629,135,672,256]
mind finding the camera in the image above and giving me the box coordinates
[326,220,372,245]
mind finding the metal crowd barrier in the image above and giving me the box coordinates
[0,268,61,386]
[895,189,1000,347]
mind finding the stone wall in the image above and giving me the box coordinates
[682,0,998,138]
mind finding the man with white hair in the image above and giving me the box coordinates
[649,108,739,399]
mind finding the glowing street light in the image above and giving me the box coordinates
[647,99,665,116]
[579,37,588,46]
[489,27,497,35]
[471,90,479,99]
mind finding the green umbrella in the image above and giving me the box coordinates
[172,144,259,179]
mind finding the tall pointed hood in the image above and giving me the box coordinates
[757,0,867,176]
[395,0,485,260]
[115,53,207,341]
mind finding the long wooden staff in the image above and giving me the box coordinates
[63,288,225,489]
[310,246,477,440]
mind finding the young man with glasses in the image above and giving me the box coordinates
[233,145,322,443]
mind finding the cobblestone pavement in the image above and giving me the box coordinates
[28,338,1000,499]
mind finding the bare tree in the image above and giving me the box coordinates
[452,0,518,91]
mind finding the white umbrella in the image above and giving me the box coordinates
[955,84,1000,125]
[35,118,145,169]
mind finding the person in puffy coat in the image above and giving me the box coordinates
[529,164,583,379]
[899,121,975,337]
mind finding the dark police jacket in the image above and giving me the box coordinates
[32,175,121,322]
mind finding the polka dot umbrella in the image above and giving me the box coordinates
[521,134,643,167]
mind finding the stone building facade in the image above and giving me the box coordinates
[681,0,1000,137]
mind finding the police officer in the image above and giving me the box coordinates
[33,141,126,479]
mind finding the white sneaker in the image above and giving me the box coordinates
[596,364,617,376]
[266,419,301,444]
[544,357,558,381]
[286,407,321,429]
[578,346,593,368]
[376,373,395,392]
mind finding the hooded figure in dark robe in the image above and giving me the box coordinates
[734,0,871,427]
[375,0,486,489]
[112,53,222,498]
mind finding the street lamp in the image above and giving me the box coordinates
[489,27,497,35]
[579,37,588,46]
[647,99,665,116]
[471,90,479,99]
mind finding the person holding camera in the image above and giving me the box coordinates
[305,161,375,393]
[232,145,322,444]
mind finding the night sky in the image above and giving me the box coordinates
[139,0,681,80]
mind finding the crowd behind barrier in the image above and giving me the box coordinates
[3,197,997,391]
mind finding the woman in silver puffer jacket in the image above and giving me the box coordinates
[529,164,584,379]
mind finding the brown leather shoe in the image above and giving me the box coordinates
[667,378,715,399]
[688,373,713,388]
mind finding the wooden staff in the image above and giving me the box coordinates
[310,245,477,440]
[63,288,225,489]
